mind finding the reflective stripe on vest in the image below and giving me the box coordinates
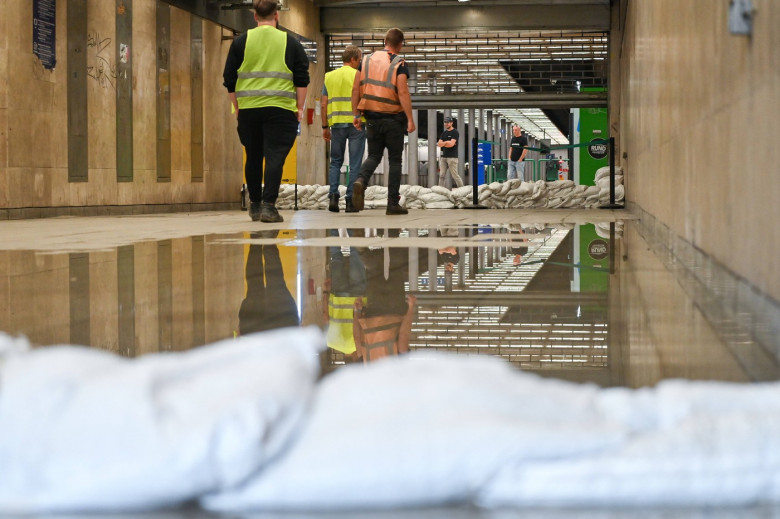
[235,26,296,112]
[357,51,403,114]
[324,65,362,125]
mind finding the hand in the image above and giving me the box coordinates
[407,120,416,133]
[322,128,331,141]
[297,108,303,122]
[353,119,362,130]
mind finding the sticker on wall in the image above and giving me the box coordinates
[587,138,609,160]
[120,43,130,64]
[588,239,609,261]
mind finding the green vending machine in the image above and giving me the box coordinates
[576,88,608,186]
[574,224,610,293]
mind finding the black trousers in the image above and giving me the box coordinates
[237,106,298,205]
[359,116,405,204]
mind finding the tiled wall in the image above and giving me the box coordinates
[0,0,328,217]
[0,0,7,211]
[618,0,780,303]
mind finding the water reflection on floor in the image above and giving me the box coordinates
[3,217,777,387]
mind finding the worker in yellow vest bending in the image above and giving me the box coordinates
[223,0,309,223]
[321,45,366,213]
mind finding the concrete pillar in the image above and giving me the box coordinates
[486,110,493,143]
[408,244,419,291]
[501,119,509,159]
[408,111,419,185]
[467,108,476,186]
[407,64,419,185]
[427,109,437,188]
[457,108,465,185]
[428,248,438,293]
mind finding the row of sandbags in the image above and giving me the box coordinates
[275,167,624,210]
[2,328,779,513]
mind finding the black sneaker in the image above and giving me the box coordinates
[386,203,408,215]
[351,179,365,211]
[249,201,261,221]
[345,197,359,213]
[328,193,340,213]
[260,202,283,223]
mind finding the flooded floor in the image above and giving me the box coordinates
[2,208,777,387]
[1,208,779,518]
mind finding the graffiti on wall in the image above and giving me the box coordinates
[87,31,116,89]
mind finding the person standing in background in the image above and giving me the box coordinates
[508,125,529,182]
[223,0,309,223]
[322,45,366,213]
[350,28,416,215]
[437,116,464,188]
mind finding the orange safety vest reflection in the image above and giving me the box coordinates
[357,50,404,114]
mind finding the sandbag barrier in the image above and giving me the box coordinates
[274,166,623,211]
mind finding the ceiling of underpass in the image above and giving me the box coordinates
[185,0,612,143]
[321,0,610,144]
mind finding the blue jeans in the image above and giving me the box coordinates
[508,159,526,181]
[328,230,366,296]
[329,125,366,198]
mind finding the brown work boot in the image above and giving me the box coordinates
[260,202,283,223]
[386,203,408,215]
[328,193,340,213]
[249,201,261,222]
[351,179,365,211]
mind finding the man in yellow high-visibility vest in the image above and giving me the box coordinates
[223,0,309,223]
[321,45,366,213]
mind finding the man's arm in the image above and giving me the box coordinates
[351,73,362,129]
[519,139,528,162]
[296,87,307,122]
[397,294,416,354]
[227,92,238,119]
[321,94,330,141]
[396,73,415,134]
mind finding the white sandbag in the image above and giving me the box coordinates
[424,201,456,209]
[0,328,324,513]
[202,354,625,511]
[546,180,575,190]
[452,186,474,198]
[479,380,780,508]
[429,185,453,198]
[595,165,623,182]
[313,185,329,198]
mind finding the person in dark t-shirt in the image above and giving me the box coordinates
[508,125,529,181]
[437,116,464,188]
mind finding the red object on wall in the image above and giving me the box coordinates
[306,108,315,125]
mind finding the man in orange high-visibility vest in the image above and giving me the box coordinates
[350,28,416,215]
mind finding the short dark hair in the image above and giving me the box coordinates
[384,28,405,49]
[342,45,361,63]
[253,0,278,19]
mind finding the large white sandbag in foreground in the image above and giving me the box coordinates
[0,327,324,513]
